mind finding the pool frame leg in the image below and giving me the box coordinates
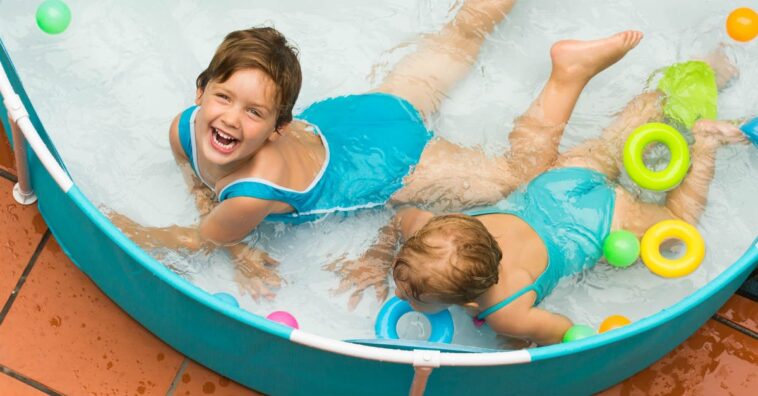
[10,115,36,205]
[409,367,433,396]
[408,349,440,396]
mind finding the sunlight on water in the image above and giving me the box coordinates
[1,0,756,348]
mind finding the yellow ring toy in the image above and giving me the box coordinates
[640,219,705,278]
[623,123,690,191]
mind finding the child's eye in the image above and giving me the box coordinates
[215,93,230,101]
[247,108,260,117]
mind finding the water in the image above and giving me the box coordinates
[1,0,756,348]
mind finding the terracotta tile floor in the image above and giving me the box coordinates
[0,126,756,395]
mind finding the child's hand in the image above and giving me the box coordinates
[325,249,393,311]
[232,246,281,301]
[692,119,749,148]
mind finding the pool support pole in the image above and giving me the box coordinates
[1,63,72,203]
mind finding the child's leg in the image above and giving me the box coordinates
[556,48,738,180]
[393,32,643,210]
[506,31,642,181]
[374,0,517,118]
[577,120,747,236]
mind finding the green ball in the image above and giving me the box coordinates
[36,0,71,35]
[562,324,596,343]
[603,230,640,268]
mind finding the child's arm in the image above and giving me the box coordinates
[327,207,433,310]
[109,208,281,300]
[486,305,573,346]
[105,113,281,298]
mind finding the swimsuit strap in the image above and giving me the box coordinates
[477,284,539,321]
[218,178,304,212]
[178,105,198,172]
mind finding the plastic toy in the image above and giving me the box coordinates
[213,292,239,308]
[623,123,690,191]
[375,297,454,344]
[740,117,758,146]
[641,219,705,278]
[266,311,300,329]
[36,0,71,35]
[726,7,758,42]
[599,315,631,333]
[603,230,640,268]
[562,325,595,342]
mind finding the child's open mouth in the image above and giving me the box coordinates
[210,127,239,154]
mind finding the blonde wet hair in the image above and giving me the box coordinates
[393,214,502,304]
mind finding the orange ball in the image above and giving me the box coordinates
[726,7,758,42]
[599,315,631,333]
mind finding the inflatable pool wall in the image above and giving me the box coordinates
[2,38,757,395]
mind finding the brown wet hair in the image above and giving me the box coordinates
[197,27,302,129]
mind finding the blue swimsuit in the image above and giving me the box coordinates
[178,93,432,223]
[468,168,616,320]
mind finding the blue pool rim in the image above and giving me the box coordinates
[2,36,757,395]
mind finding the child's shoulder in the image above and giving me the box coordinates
[220,144,289,190]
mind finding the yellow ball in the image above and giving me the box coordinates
[726,7,758,42]
[599,315,631,333]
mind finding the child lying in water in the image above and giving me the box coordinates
[334,57,749,345]
[109,0,645,299]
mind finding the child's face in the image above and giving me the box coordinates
[394,281,450,314]
[194,68,281,167]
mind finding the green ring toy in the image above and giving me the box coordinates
[623,122,690,191]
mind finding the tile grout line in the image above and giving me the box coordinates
[0,364,64,396]
[711,314,758,340]
[735,289,758,303]
[0,230,51,326]
[0,167,17,183]
[165,358,190,396]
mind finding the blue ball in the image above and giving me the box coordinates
[213,292,239,307]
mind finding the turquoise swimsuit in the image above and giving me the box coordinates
[178,93,432,223]
[469,168,616,320]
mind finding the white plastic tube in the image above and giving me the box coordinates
[290,330,531,366]
[1,64,73,193]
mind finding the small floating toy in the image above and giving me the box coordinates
[623,123,690,191]
[213,292,240,308]
[740,117,758,146]
[36,0,71,35]
[726,7,758,42]
[375,297,454,344]
[599,315,631,333]
[562,325,595,343]
[603,230,640,268]
[641,219,705,278]
[266,311,300,329]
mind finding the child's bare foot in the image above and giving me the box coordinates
[550,30,644,85]
[692,119,749,148]
[700,44,739,89]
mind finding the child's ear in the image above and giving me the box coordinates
[462,301,480,317]
[194,88,204,105]
[268,122,291,142]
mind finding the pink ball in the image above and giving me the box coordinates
[266,311,299,329]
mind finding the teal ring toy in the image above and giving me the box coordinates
[623,122,690,191]
[375,297,454,343]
